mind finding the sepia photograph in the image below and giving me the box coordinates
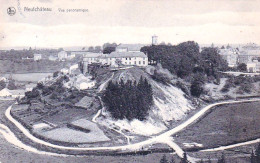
[0,0,260,162]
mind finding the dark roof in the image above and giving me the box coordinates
[109,52,147,58]
[116,44,147,52]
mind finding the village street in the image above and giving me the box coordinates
[1,98,260,162]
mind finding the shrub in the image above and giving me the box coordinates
[152,69,171,85]
[53,71,59,77]
[237,63,247,72]
[237,82,254,94]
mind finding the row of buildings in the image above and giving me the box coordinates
[82,44,149,73]
[219,43,260,72]
[32,51,77,61]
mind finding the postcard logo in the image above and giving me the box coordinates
[7,7,16,16]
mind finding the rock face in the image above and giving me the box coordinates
[97,67,194,136]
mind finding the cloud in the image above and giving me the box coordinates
[0,0,260,47]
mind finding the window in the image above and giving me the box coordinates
[139,61,141,64]
[129,62,131,65]
[126,58,127,60]
[143,61,145,65]
[143,57,145,60]
[135,61,136,64]
[129,58,131,60]
[125,62,127,64]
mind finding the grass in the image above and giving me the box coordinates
[3,73,52,82]
[174,101,260,150]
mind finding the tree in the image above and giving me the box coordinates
[160,154,168,163]
[102,77,153,121]
[7,80,17,90]
[88,46,94,52]
[94,46,102,53]
[0,80,6,90]
[255,143,260,161]
[217,153,225,163]
[103,46,116,54]
[251,150,257,163]
[170,157,175,163]
[237,63,247,72]
[198,159,204,163]
[190,73,204,97]
[221,45,225,49]
[53,71,59,78]
[180,152,189,163]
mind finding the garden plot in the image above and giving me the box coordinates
[37,118,110,143]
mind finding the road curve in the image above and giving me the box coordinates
[4,98,260,162]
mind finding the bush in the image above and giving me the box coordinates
[237,82,254,94]
[25,89,40,99]
[0,80,6,90]
[152,69,171,85]
[190,80,203,97]
[53,71,59,77]
[237,63,247,72]
[7,80,17,90]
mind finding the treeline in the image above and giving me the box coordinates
[141,42,228,79]
[102,76,153,121]
[221,75,260,94]
[0,48,61,61]
[141,42,229,97]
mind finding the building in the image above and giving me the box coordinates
[48,55,58,61]
[238,43,260,64]
[115,44,146,52]
[0,88,25,98]
[58,51,68,61]
[25,83,37,92]
[0,77,7,82]
[152,35,158,45]
[67,53,76,60]
[60,68,70,74]
[74,74,96,90]
[69,64,79,73]
[70,51,88,57]
[83,51,148,71]
[219,49,238,67]
[33,54,42,61]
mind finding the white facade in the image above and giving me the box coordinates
[0,88,25,98]
[77,81,96,90]
[219,49,238,67]
[34,54,42,61]
[247,63,257,72]
[83,52,148,68]
[25,83,37,92]
[67,54,76,59]
[58,51,68,60]
[61,68,69,74]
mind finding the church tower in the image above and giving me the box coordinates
[152,35,158,45]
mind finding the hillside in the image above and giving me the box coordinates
[95,67,194,136]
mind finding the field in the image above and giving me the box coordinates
[174,101,260,149]
[3,73,52,82]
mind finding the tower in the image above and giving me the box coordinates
[152,35,158,45]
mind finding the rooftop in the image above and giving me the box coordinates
[109,51,147,58]
[116,44,147,52]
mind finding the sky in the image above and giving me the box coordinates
[0,0,260,49]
